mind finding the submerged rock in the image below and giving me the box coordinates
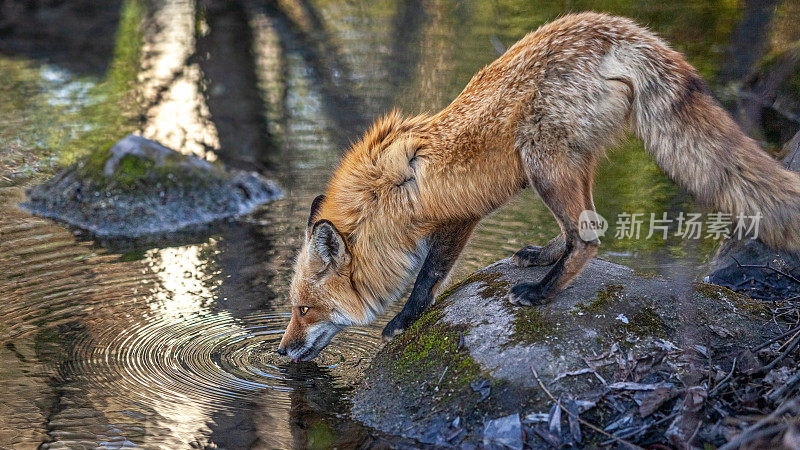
[351,258,778,447]
[22,134,282,238]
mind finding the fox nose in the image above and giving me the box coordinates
[276,346,287,356]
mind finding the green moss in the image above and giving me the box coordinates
[627,306,667,338]
[579,284,624,314]
[85,147,112,174]
[632,268,662,279]
[116,155,154,182]
[439,270,554,347]
[307,421,335,450]
[69,146,226,196]
[693,283,770,316]
[388,307,482,388]
[693,282,727,300]
[119,250,147,262]
[393,308,446,369]
[506,306,557,346]
[437,271,509,304]
[475,273,509,299]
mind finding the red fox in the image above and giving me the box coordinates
[277,12,800,361]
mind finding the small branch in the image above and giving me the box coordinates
[718,399,798,450]
[709,358,736,396]
[761,330,800,372]
[778,327,800,352]
[731,256,800,286]
[601,412,679,445]
[752,324,800,352]
[768,370,800,402]
[435,365,449,391]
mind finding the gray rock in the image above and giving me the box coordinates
[21,134,282,238]
[708,130,800,300]
[351,258,778,446]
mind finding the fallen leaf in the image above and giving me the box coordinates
[548,402,561,436]
[637,387,678,417]
[566,398,582,444]
[709,324,734,338]
[554,368,593,381]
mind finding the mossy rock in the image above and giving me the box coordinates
[21,135,283,238]
[351,258,779,446]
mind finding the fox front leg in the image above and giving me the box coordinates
[382,220,476,340]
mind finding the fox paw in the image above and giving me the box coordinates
[507,282,548,306]
[512,245,561,267]
[382,315,410,341]
[512,245,548,267]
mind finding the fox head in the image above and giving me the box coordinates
[277,113,435,361]
[277,195,367,362]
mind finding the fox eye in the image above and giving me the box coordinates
[298,306,310,316]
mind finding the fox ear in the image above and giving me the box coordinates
[309,219,349,271]
[307,194,326,228]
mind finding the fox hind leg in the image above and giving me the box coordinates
[509,69,628,305]
[512,234,565,267]
[508,150,599,306]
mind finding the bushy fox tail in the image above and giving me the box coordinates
[615,36,800,252]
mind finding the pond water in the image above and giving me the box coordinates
[0,0,797,447]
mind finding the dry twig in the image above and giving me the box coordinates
[718,399,798,450]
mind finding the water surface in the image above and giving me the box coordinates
[1,0,797,447]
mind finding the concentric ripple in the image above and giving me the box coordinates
[69,309,383,414]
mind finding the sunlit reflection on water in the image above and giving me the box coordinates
[147,245,218,320]
[140,0,220,158]
[0,199,385,446]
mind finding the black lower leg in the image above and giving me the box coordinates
[382,220,475,339]
[512,234,566,267]
[508,237,574,306]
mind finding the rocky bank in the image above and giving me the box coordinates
[351,258,781,448]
